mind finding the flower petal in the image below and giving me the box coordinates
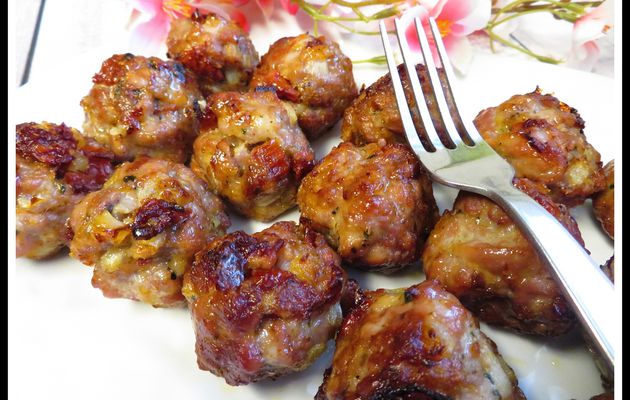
[127,0,163,15]
[442,35,473,75]
[281,0,300,15]
[255,0,275,17]
[129,11,171,53]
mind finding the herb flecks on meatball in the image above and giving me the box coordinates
[183,221,346,385]
[316,280,526,400]
[80,53,202,163]
[250,33,357,140]
[422,178,583,336]
[191,91,315,221]
[593,160,614,239]
[16,122,115,259]
[298,141,438,272]
[69,157,230,307]
[166,12,259,96]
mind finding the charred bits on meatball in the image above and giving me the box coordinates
[315,280,526,400]
[592,160,614,239]
[191,91,315,221]
[474,88,605,207]
[422,178,584,336]
[182,221,347,385]
[250,33,357,140]
[69,157,230,307]
[297,141,439,273]
[80,53,203,163]
[166,11,259,96]
[16,122,115,259]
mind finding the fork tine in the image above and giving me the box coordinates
[427,17,484,145]
[393,18,445,152]
[412,17,467,148]
[378,21,431,153]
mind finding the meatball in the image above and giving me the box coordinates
[191,91,315,221]
[297,141,438,272]
[80,53,202,163]
[341,63,447,147]
[593,160,614,238]
[16,122,114,259]
[249,33,357,139]
[182,221,347,385]
[422,178,584,336]
[315,280,525,400]
[474,88,605,206]
[601,256,614,283]
[166,12,259,96]
[69,157,230,307]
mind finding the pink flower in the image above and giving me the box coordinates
[570,0,613,71]
[396,0,491,73]
[127,0,250,53]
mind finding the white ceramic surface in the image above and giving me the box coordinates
[11,14,616,400]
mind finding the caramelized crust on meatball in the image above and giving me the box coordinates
[80,53,202,163]
[593,160,614,238]
[474,88,605,206]
[423,178,584,336]
[590,394,614,400]
[341,63,446,147]
[16,122,114,259]
[250,33,357,139]
[316,280,525,400]
[297,141,438,272]
[191,91,315,221]
[166,12,259,96]
[182,221,346,385]
[69,157,229,307]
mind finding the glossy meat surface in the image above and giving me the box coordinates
[250,33,357,139]
[191,91,314,221]
[422,178,584,336]
[474,88,604,206]
[316,280,525,400]
[166,12,259,96]
[298,141,438,272]
[80,53,202,163]
[69,157,229,307]
[182,221,346,385]
[16,122,114,259]
[592,160,614,238]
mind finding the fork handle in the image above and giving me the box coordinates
[488,184,616,368]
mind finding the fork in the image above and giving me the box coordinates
[379,17,615,368]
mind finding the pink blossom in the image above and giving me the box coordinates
[396,0,491,73]
[281,0,300,15]
[570,0,613,71]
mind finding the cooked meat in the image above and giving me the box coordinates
[422,178,584,336]
[474,88,605,206]
[80,53,202,163]
[16,122,114,259]
[590,394,614,400]
[182,221,347,385]
[191,91,314,221]
[297,141,438,272]
[316,280,526,400]
[601,256,614,283]
[250,33,357,139]
[69,157,229,307]
[341,63,447,147]
[593,160,614,238]
[166,11,259,96]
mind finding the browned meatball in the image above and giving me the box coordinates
[80,53,202,163]
[341,63,446,147]
[249,33,357,139]
[422,178,584,336]
[593,160,614,238]
[590,394,614,400]
[316,280,526,400]
[182,221,347,385]
[166,12,259,96]
[297,141,438,272]
[474,88,605,206]
[602,256,614,283]
[191,91,315,221]
[16,122,114,259]
[69,157,229,307]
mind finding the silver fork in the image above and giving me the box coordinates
[379,17,615,368]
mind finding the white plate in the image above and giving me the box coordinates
[11,11,616,400]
